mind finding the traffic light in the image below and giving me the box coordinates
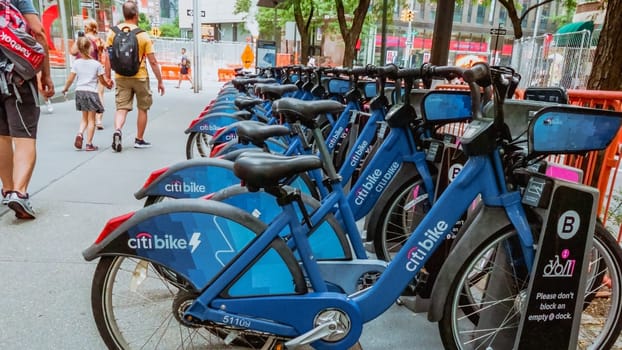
[402,9,414,21]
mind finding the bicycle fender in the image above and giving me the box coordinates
[184,113,242,135]
[82,199,267,291]
[427,205,511,322]
[134,158,235,200]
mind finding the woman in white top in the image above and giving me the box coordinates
[61,37,112,151]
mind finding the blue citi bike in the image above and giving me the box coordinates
[83,63,622,349]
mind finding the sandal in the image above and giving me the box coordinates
[85,144,99,151]
[74,133,83,149]
[96,124,104,130]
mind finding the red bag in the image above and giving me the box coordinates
[0,0,44,81]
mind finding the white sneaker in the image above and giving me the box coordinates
[45,100,53,113]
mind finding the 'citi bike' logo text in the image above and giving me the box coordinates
[353,161,400,206]
[543,249,576,278]
[165,180,207,193]
[405,221,448,271]
[128,232,202,253]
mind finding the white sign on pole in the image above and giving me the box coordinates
[178,0,246,29]
[284,22,300,41]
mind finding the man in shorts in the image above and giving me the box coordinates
[105,0,165,152]
[0,0,55,219]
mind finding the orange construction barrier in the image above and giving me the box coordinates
[217,68,236,82]
[160,63,190,80]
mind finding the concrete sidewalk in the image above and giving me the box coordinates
[0,79,442,349]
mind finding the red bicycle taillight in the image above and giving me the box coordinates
[187,117,202,129]
[210,142,227,157]
[141,167,168,189]
[95,212,135,244]
[212,126,227,140]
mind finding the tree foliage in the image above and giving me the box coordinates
[138,13,151,32]
[160,18,181,38]
[236,0,373,66]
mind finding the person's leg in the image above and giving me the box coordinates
[186,73,193,87]
[0,135,14,192]
[177,72,182,88]
[134,78,153,145]
[85,111,96,145]
[11,137,36,195]
[136,108,147,140]
[74,110,87,149]
[95,83,105,129]
[112,79,133,152]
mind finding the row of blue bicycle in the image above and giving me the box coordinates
[83,62,622,349]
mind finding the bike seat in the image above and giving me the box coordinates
[234,96,264,110]
[231,78,276,91]
[234,153,322,190]
[232,110,252,120]
[255,84,299,99]
[218,147,264,161]
[273,97,345,128]
[236,121,290,146]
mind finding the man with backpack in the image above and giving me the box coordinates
[0,0,54,219]
[104,0,164,152]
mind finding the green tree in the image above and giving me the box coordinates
[138,13,151,32]
[160,18,181,38]
[587,0,622,90]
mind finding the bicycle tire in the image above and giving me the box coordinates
[438,223,622,350]
[368,176,432,261]
[185,131,212,159]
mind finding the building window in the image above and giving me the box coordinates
[476,5,485,24]
[454,3,463,22]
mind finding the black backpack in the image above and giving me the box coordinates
[108,26,143,76]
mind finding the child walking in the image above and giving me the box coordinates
[61,37,112,151]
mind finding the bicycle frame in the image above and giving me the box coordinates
[183,147,535,349]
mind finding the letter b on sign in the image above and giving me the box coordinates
[557,210,580,239]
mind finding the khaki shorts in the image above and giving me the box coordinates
[115,78,153,111]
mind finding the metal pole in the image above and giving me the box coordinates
[404,0,414,67]
[57,0,72,80]
[526,4,542,87]
[379,0,388,65]
[574,30,588,88]
[192,0,200,92]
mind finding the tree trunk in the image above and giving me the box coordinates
[587,0,622,90]
[293,0,313,65]
[335,0,370,67]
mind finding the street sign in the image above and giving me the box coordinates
[490,27,507,36]
[490,25,507,52]
[241,44,254,69]
[150,27,161,37]
[80,0,99,9]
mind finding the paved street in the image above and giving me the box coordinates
[0,78,442,349]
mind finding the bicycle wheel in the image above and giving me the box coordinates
[185,132,211,159]
[369,177,431,261]
[438,223,622,350]
[91,256,285,349]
